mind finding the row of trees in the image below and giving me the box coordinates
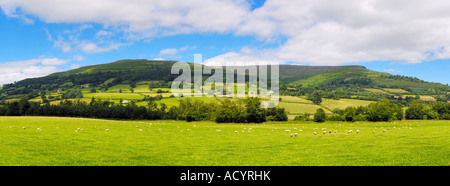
[311,99,450,122]
[0,97,288,123]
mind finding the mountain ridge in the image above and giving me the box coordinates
[0,59,448,102]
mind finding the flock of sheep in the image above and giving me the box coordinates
[17,120,419,139]
[231,122,417,138]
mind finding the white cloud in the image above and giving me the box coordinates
[383,69,401,73]
[78,41,123,54]
[0,57,68,85]
[72,54,85,62]
[40,58,69,65]
[3,0,450,65]
[158,45,196,58]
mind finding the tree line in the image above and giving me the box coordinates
[304,99,450,122]
[0,97,287,123]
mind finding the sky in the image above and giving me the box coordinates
[0,0,449,85]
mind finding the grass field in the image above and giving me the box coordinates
[365,88,388,94]
[321,99,374,110]
[2,116,447,166]
[383,88,410,94]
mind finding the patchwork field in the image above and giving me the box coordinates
[383,88,409,94]
[1,117,448,166]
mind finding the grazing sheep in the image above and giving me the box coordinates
[334,130,337,133]
[37,128,41,131]
[285,130,291,132]
[136,126,139,128]
[348,130,353,134]
[23,126,26,129]
[235,131,238,134]
[139,129,143,132]
[373,130,375,133]
[356,130,360,134]
[294,133,298,137]
[290,134,293,137]
[323,131,327,134]
[314,132,317,135]
[329,130,332,133]
[106,129,110,132]
[322,128,327,131]
[383,129,386,132]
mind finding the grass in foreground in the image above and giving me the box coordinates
[0,117,448,166]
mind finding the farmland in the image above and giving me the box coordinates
[0,116,448,166]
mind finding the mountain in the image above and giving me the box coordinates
[1,59,449,102]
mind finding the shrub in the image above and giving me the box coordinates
[327,114,344,121]
[314,108,327,122]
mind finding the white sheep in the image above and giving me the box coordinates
[106,129,110,132]
[285,130,291,133]
[334,130,337,133]
[356,130,360,134]
[290,134,294,137]
[294,133,298,137]
[383,129,386,132]
[37,128,41,131]
[348,130,353,134]
[373,130,375,133]
[323,131,327,134]
[235,131,238,134]
[22,126,26,129]
[139,129,143,132]
[314,132,317,135]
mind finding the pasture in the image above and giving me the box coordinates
[0,117,448,166]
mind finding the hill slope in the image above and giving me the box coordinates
[0,59,449,102]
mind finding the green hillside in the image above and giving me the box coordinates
[1,59,449,105]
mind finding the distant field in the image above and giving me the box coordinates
[106,84,132,93]
[83,93,145,100]
[365,88,387,94]
[278,102,327,114]
[0,117,448,166]
[383,88,409,94]
[280,96,313,104]
[321,99,374,110]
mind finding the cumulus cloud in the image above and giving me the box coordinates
[158,45,196,58]
[2,0,450,65]
[0,57,68,85]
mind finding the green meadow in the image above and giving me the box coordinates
[0,117,448,166]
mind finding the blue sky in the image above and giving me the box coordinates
[0,0,449,85]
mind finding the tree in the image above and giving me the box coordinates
[406,102,439,120]
[244,97,266,123]
[344,107,356,122]
[314,108,327,122]
[367,99,403,121]
[308,91,323,105]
